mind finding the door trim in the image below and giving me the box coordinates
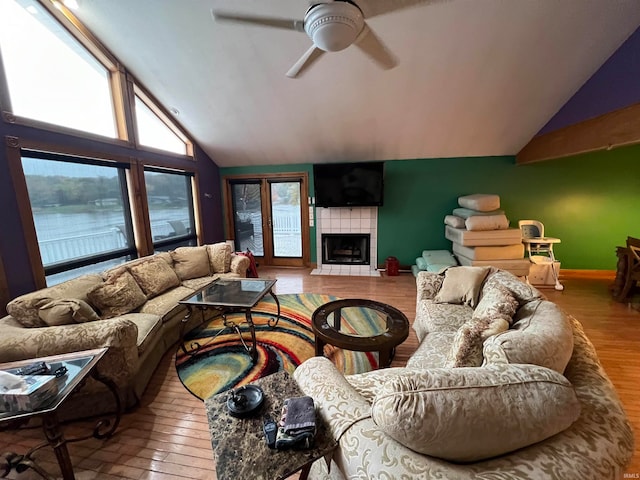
[223,172,310,267]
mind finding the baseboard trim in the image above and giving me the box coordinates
[560,269,616,279]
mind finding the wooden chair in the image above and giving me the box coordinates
[613,236,640,302]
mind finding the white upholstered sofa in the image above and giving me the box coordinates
[0,242,249,418]
[294,267,634,479]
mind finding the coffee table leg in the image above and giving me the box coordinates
[315,336,326,357]
[268,290,281,328]
[379,348,391,369]
[244,311,258,362]
[299,463,312,480]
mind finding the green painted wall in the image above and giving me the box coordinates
[221,144,640,270]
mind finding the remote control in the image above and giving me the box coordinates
[15,362,50,376]
[263,417,277,449]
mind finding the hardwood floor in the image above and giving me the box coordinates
[1,268,638,479]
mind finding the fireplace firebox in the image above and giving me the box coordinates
[322,234,370,265]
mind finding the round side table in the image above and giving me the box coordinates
[311,299,409,369]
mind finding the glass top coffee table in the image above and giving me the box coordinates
[312,299,409,368]
[179,278,280,362]
[0,348,121,480]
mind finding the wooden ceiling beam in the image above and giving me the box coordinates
[517,102,640,164]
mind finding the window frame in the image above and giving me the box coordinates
[144,166,198,252]
[0,0,130,145]
[6,137,139,288]
[132,85,194,158]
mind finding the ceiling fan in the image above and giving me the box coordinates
[211,0,434,78]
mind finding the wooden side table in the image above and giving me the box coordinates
[312,298,409,368]
[204,370,336,480]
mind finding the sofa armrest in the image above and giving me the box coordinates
[0,317,139,364]
[293,357,371,441]
[230,253,250,277]
[416,271,444,302]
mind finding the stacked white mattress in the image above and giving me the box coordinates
[445,194,530,276]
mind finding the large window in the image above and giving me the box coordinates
[0,0,117,137]
[21,152,136,285]
[135,94,189,155]
[145,168,196,251]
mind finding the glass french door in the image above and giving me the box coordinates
[225,174,309,267]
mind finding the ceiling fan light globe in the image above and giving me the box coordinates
[305,2,364,52]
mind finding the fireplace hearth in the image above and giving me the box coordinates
[322,233,370,265]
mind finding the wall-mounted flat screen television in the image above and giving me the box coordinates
[313,161,384,207]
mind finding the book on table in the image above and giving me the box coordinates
[0,374,59,412]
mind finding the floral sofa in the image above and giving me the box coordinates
[0,243,249,419]
[294,267,634,480]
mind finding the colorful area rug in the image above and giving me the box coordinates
[175,293,379,401]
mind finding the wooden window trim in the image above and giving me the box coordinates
[133,85,194,158]
[6,136,137,287]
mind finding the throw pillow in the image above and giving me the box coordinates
[446,284,518,367]
[171,246,211,280]
[434,266,489,308]
[87,271,147,319]
[445,319,498,368]
[38,298,100,326]
[128,257,181,298]
[207,242,232,274]
[371,363,581,462]
[5,273,103,328]
[473,283,519,325]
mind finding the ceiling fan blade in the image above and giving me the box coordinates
[356,0,440,19]
[211,10,305,32]
[286,46,325,78]
[354,23,397,70]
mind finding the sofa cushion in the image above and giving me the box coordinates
[458,193,500,212]
[128,257,181,299]
[6,274,104,328]
[207,242,232,274]
[38,298,100,326]
[443,214,465,229]
[138,286,194,319]
[465,214,509,231]
[406,331,456,369]
[171,246,211,280]
[483,300,574,373]
[413,302,473,340]
[371,363,581,462]
[116,313,163,355]
[87,271,147,319]
[434,266,489,308]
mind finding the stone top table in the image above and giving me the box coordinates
[204,370,336,480]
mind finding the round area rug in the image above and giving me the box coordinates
[175,293,378,400]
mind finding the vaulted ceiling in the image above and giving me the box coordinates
[71,0,640,167]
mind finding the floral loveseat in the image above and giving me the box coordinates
[0,242,249,419]
[294,267,634,480]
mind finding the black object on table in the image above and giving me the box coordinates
[205,371,336,480]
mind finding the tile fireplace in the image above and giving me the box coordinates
[311,207,380,277]
[322,233,370,265]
